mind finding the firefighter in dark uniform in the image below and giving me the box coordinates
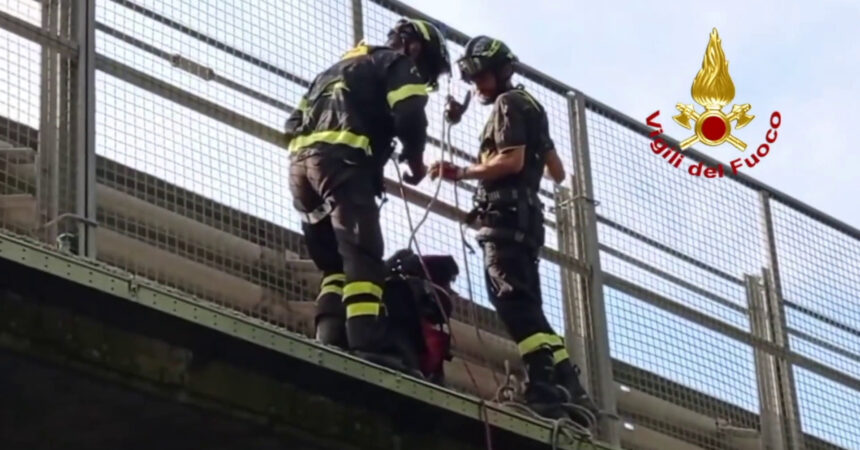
[430,36,598,424]
[285,19,450,369]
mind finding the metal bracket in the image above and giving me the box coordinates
[170,53,216,81]
[715,419,760,438]
[556,194,601,210]
[127,275,140,297]
[37,213,99,254]
[573,194,601,208]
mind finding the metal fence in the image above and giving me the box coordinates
[1,0,858,449]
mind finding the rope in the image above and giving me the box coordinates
[405,141,445,250]
[551,420,562,450]
[394,162,494,450]
[563,402,598,429]
[445,119,500,388]
[493,360,518,403]
[396,78,499,392]
[392,78,595,450]
[392,78,496,449]
[489,350,593,448]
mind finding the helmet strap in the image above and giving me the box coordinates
[491,64,515,98]
[474,66,514,104]
[497,64,515,87]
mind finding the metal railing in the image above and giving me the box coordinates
[1,0,858,448]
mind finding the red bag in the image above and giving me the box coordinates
[419,319,451,381]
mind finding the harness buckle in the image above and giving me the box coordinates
[302,198,335,224]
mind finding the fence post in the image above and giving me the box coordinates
[746,274,786,450]
[71,0,97,258]
[351,0,364,45]
[37,0,61,244]
[555,186,591,392]
[760,192,805,450]
[567,90,619,446]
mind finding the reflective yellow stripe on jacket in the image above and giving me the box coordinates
[288,130,371,155]
[387,83,428,108]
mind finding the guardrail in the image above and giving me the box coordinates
[1,0,857,448]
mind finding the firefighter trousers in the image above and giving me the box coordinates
[482,240,567,383]
[289,152,386,352]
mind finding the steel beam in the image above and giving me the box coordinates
[0,229,611,450]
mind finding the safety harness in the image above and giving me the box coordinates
[301,197,334,225]
[468,186,542,248]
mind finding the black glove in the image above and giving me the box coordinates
[402,157,427,186]
[444,91,471,125]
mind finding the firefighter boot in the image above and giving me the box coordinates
[315,293,347,349]
[348,315,423,378]
[520,350,569,420]
[556,362,599,428]
[390,327,423,376]
[316,316,346,348]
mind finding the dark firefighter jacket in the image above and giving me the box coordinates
[284,43,429,183]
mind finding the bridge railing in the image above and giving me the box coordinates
[1,1,858,448]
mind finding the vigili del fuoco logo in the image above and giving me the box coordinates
[645,28,782,178]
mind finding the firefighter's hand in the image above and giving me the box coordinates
[444,94,467,124]
[429,161,465,181]
[402,159,427,186]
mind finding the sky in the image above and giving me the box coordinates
[403,0,860,229]
[0,0,858,447]
[394,1,860,443]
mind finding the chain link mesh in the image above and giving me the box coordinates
[1,0,858,448]
[0,0,40,26]
[0,0,79,247]
[92,0,353,334]
[586,101,781,448]
[585,105,762,393]
[0,1,40,238]
[771,200,860,449]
